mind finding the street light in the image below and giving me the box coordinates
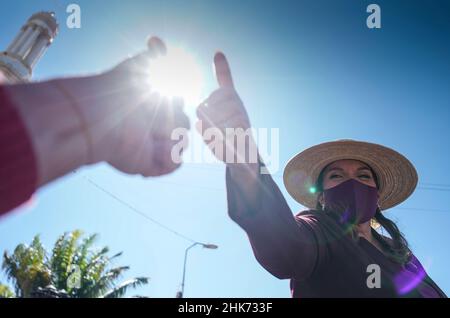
[176,242,218,298]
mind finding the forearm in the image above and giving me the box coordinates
[227,162,261,208]
[226,159,293,228]
[226,160,319,280]
[3,73,116,186]
[225,134,286,218]
[0,36,185,214]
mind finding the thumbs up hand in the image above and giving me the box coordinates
[196,52,257,167]
[93,36,190,177]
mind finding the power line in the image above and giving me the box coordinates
[417,186,450,192]
[420,182,450,188]
[185,163,450,192]
[81,173,449,220]
[73,162,449,246]
[394,207,450,213]
[80,174,197,243]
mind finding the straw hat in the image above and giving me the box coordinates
[283,140,418,210]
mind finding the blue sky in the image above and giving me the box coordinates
[1,0,449,297]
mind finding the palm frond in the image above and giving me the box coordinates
[2,237,50,297]
[2,230,149,298]
[82,266,130,298]
[0,283,15,298]
[50,230,83,290]
[109,251,123,261]
[76,234,98,272]
[102,277,150,298]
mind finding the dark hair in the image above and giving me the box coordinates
[315,163,411,265]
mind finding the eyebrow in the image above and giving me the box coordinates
[325,166,372,174]
[325,167,344,174]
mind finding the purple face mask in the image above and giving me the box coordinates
[323,178,378,224]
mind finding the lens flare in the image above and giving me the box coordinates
[147,45,204,107]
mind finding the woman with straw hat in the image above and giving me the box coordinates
[196,52,446,297]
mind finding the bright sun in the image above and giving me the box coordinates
[147,45,204,107]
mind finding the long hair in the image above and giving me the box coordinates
[315,165,411,265]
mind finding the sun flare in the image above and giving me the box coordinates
[147,45,204,107]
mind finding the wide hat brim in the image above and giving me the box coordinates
[283,139,418,210]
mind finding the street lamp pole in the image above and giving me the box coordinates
[176,242,218,298]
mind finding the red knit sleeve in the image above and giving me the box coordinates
[0,86,37,216]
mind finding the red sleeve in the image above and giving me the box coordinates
[0,86,37,216]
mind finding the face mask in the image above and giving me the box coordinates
[323,178,378,224]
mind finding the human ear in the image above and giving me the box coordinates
[318,193,324,206]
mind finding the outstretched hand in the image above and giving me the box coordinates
[195,52,254,165]
[97,36,190,176]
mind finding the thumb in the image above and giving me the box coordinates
[147,36,167,56]
[214,52,234,89]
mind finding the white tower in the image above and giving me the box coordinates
[0,12,58,83]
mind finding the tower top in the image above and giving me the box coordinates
[0,11,59,82]
[28,11,59,38]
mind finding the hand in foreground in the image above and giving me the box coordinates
[88,36,191,177]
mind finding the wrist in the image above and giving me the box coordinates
[226,133,261,175]
[53,73,122,165]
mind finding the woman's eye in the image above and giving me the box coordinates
[359,175,372,179]
[330,174,342,179]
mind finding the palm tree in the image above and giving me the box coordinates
[1,235,51,298]
[0,230,149,298]
[0,283,15,298]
